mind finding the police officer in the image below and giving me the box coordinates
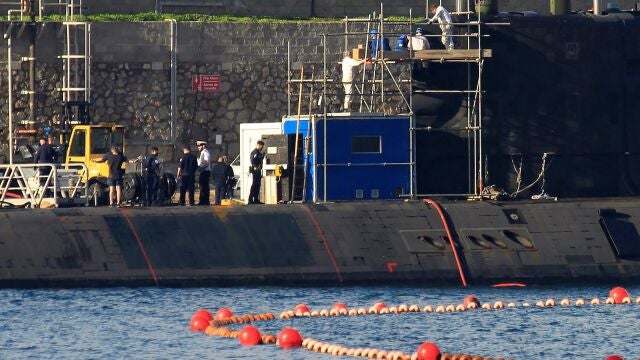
[143,146,161,206]
[223,156,235,199]
[177,145,198,206]
[210,156,227,206]
[33,137,56,191]
[248,140,265,204]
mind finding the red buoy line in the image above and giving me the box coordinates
[422,199,468,287]
[190,287,636,359]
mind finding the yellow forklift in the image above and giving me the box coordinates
[64,124,124,202]
[63,123,175,205]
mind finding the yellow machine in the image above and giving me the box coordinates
[65,124,125,193]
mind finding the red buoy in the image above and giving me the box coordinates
[294,304,310,314]
[238,326,262,346]
[189,316,210,332]
[463,295,480,308]
[373,302,387,312]
[609,287,630,304]
[193,309,213,322]
[215,308,234,320]
[416,342,441,360]
[333,302,348,310]
[605,356,624,360]
[277,328,303,349]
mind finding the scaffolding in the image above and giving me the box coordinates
[287,2,507,201]
[58,0,91,138]
[4,0,87,163]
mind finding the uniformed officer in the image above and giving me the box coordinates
[177,145,198,206]
[248,140,265,204]
[210,156,227,206]
[143,146,161,206]
[196,140,211,205]
[222,156,235,199]
[33,137,56,191]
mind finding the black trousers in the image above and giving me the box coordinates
[145,175,159,206]
[199,170,210,205]
[179,174,195,205]
[38,165,52,196]
[249,172,262,204]
[38,165,51,187]
[214,183,224,205]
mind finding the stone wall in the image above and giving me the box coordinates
[1,21,402,162]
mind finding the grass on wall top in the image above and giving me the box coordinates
[43,12,414,23]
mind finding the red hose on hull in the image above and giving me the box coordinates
[422,199,468,287]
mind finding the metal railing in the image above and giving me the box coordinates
[5,0,83,21]
[0,163,89,208]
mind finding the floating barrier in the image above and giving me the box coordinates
[191,287,635,358]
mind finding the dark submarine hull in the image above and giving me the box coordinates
[1,199,640,287]
[3,14,640,288]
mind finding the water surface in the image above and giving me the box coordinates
[1,285,638,359]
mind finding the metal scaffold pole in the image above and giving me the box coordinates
[322,33,327,203]
[7,34,13,164]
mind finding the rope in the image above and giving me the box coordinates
[303,204,343,283]
[422,198,468,287]
[119,208,159,286]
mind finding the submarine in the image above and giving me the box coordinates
[1,4,640,287]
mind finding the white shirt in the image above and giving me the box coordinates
[198,148,211,171]
[430,6,452,26]
[342,56,364,82]
[410,35,430,50]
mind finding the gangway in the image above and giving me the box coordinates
[0,163,90,208]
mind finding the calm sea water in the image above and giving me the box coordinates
[1,285,638,359]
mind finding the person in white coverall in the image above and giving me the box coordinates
[428,5,454,50]
[409,27,430,51]
[341,50,365,111]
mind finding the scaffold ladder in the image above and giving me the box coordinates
[58,4,91,126]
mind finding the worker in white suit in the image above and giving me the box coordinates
[341,50,365,111]
[410,27,430,51]
[427,5,454,51]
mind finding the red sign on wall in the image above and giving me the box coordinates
[192,74,221,92]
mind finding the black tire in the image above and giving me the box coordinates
[88,181,108,206]
[122,173,142,202]
[160,173,177,201]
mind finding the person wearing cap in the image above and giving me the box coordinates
[409,27,430,51]
[33,137,56,193]
[427,5,454,51]
[196,140,211,206]
[342,50,365,111]
[248,140,265,204]
[143,146,161,206]
[369,28,391,59]
[177,145,198,206]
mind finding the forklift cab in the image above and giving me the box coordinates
[66,125,125,183]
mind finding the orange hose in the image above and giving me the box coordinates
[422,199,468,287]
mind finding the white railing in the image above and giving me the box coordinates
[0,163,89,208]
